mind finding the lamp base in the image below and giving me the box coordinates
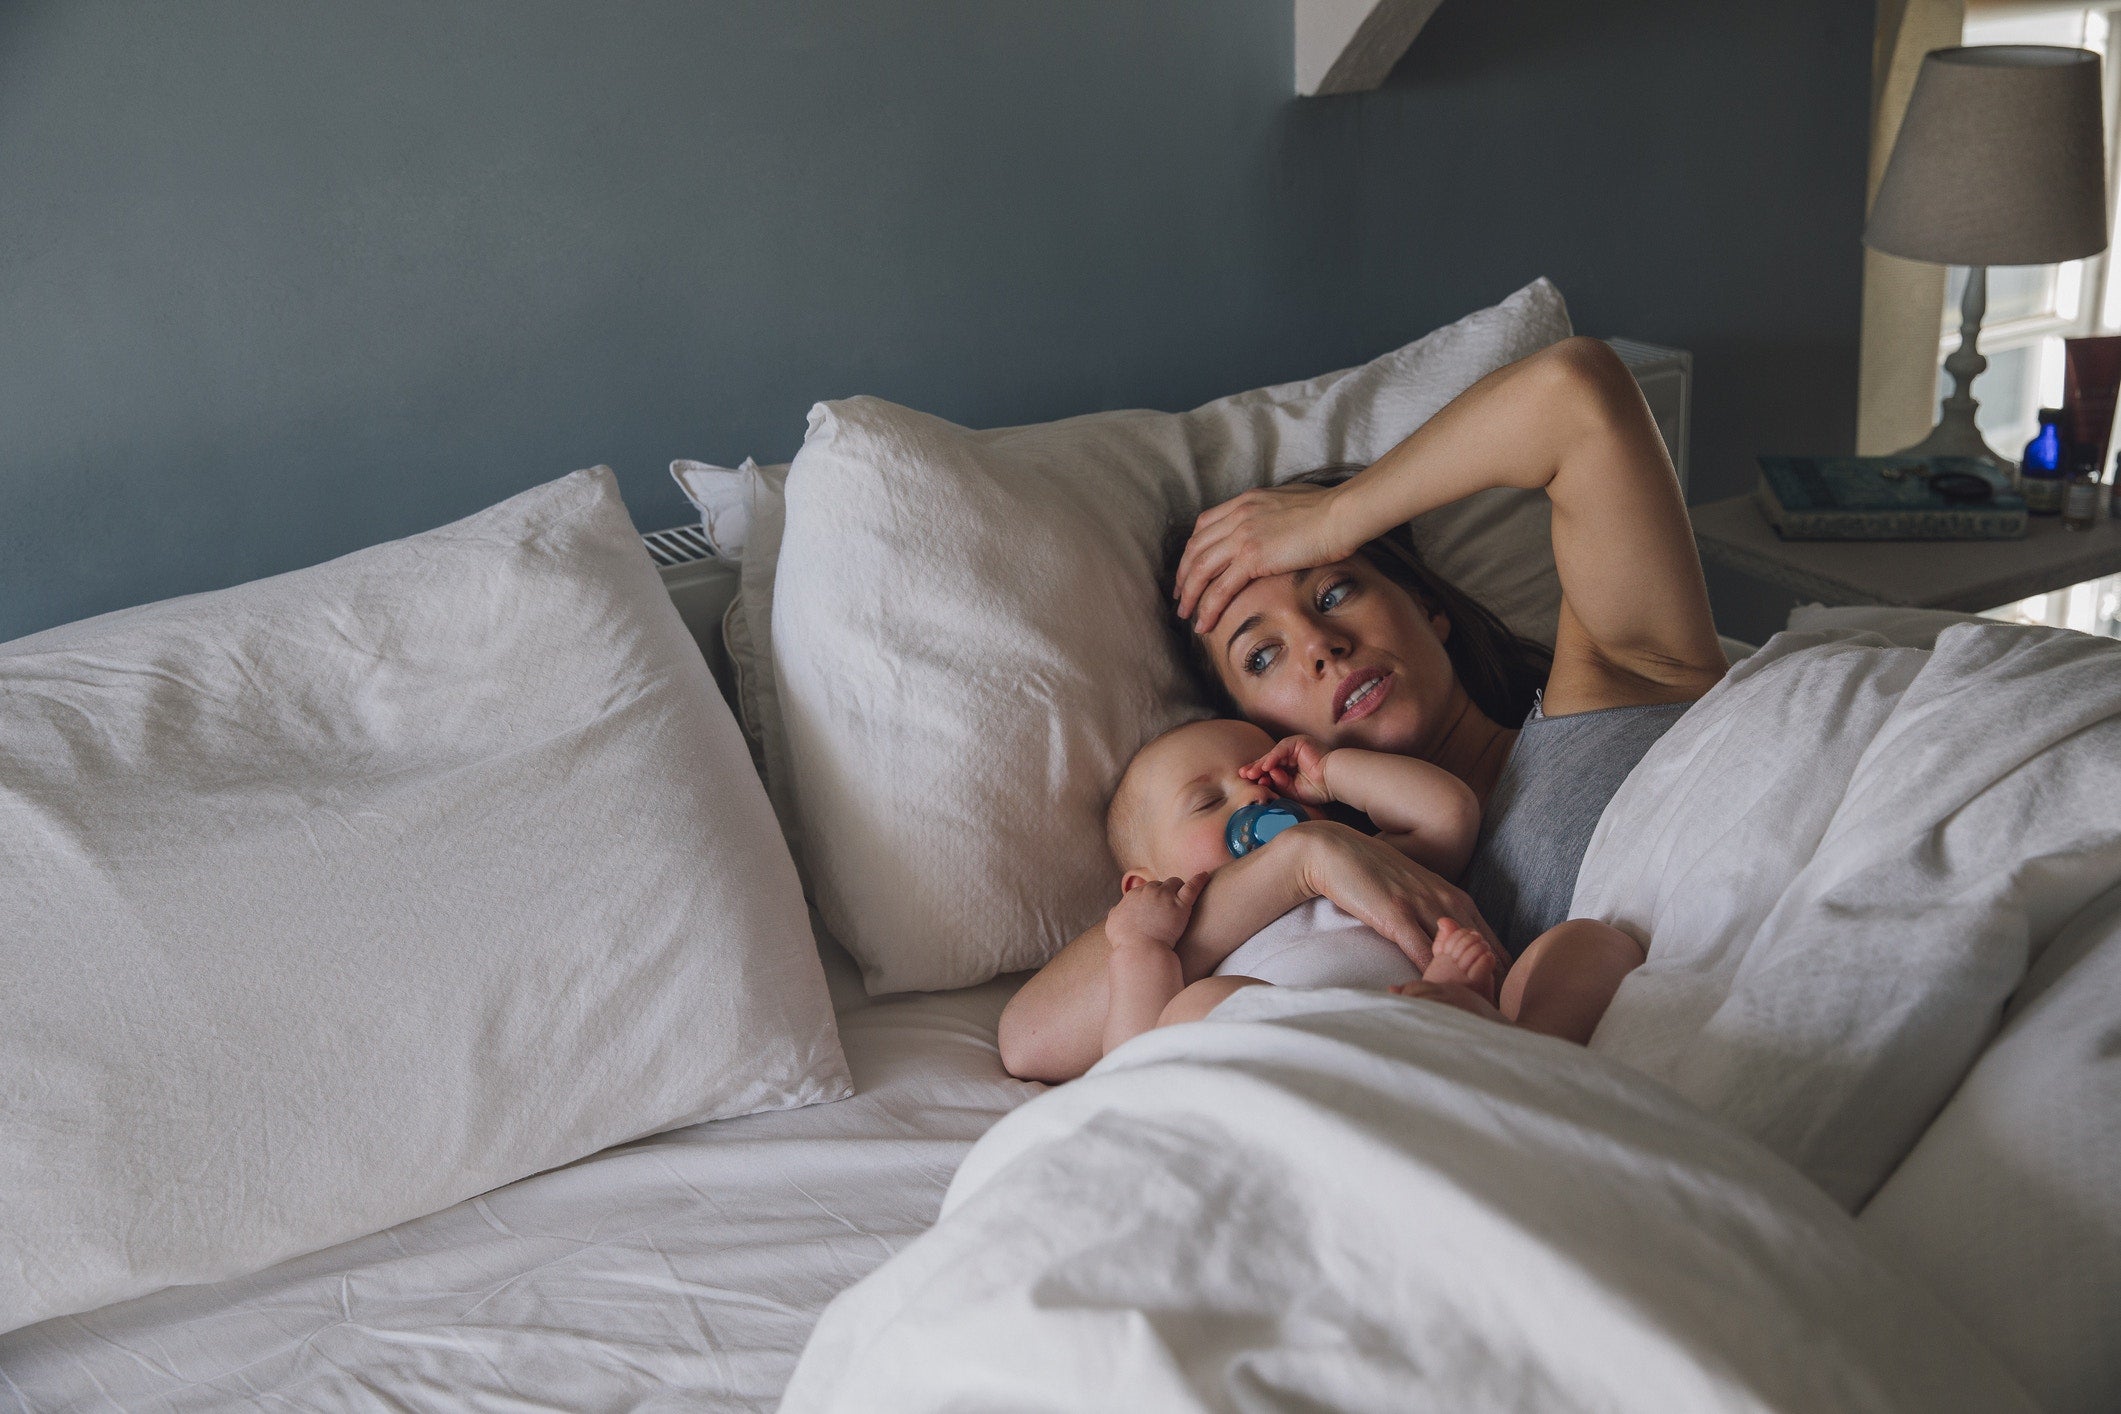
[1891,265,2015,479]
[1888,414,2013,474]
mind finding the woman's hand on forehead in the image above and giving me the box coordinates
[1176,481,1348,634]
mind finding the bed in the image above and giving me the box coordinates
[4,282,2117,1412]
[0,932,1035,1410]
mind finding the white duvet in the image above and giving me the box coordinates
[785,624,2121,1412]
[783,990,2031,1412]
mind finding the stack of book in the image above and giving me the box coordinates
[1754,455,2027,540]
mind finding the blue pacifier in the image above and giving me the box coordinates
[1225,799,1307,858]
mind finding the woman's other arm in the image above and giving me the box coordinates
[1177,337,1726,712]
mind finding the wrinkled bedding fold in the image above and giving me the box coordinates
[1581,623,2121,1208]
[784,989,2033,1413]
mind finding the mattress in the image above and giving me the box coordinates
[0,936,1038,1412]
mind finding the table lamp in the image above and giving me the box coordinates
[1865,45,2110,467]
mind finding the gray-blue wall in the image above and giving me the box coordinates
[1,1,1868,643]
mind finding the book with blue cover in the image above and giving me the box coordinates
[1754,455,2028,540]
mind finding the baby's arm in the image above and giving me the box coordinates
[1248,735,1479,878]
[1001,824,1375,1082]
[1168,832,1320,982]
[1104,941,1183,1056]
[1324,750,1480,878]
[1102,874,1204,1056]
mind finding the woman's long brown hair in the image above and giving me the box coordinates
[1165,466,1552,730]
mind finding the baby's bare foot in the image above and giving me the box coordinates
[1419,918,1499,1003]
[1388,979,1508,1026]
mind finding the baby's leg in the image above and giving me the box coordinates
[1498,919,1645,1046]
[1156,975,1270,1028]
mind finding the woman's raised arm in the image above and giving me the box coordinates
[1176,337,1724,711]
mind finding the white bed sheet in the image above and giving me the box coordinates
[0,939,1038,1413]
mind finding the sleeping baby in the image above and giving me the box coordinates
[1099,718,1645,1056]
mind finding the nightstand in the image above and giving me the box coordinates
[1691,493,2121,611]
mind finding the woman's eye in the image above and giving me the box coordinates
[1243,643,1280,675]
[1318,579,1353,612]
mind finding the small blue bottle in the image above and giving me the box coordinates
[2022,408,2067,514]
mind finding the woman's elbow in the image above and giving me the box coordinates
[1536,336,1638,415]
[1529,336,1669,475]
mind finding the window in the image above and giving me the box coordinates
[1985,574,2121,635]
[1953,5,2121,639]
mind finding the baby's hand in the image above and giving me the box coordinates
[1242,734,1333,805]
[1107,873,1208,950]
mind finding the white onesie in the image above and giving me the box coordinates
[1211,897,1422,990]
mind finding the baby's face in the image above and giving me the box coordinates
[1124,719,1308,885]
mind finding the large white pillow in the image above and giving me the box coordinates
[1857,851,2121,1414]
[774,280,1572,993]
[0,468,850,1334]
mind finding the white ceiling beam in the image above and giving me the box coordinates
[1295,0,1447,97]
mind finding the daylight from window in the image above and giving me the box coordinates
[1957,5,2121,637]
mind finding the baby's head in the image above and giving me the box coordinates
[1107,718,1308,890]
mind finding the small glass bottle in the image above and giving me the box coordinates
[2021,408,2067,515]
[2063,447,2102,530]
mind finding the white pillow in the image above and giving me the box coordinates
[773,279,1572,993]
[670,456,762,560]
[0,468,850,1334]
[1858,886,2121,1414]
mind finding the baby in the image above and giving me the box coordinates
[1100,718,1644,1056]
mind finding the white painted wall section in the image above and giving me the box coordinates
[1295,0,1446,96]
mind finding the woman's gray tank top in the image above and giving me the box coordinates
[1460,695,1689,956]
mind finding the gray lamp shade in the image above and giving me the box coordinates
[1866,45,2109,267]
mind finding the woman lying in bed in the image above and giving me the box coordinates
[998,336,1728,1083]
